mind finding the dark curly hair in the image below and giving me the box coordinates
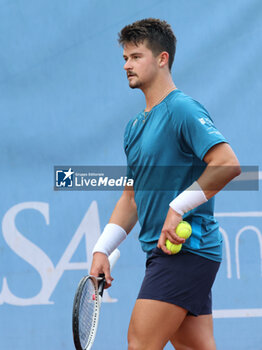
[118,18,177,71]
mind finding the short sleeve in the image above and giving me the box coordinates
[179,99,227,160]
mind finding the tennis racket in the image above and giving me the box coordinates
[72,249,120,350]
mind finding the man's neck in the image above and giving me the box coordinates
[143,75,176,112]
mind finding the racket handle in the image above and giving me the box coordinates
[108,249,120,271]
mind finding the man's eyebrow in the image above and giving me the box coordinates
[123,52,143,58]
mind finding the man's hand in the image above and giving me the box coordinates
[90,252,113,288]
[157,208,185,254]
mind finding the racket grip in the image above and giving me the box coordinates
[108,249,120,271]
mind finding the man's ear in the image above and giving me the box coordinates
[158,51,169,67]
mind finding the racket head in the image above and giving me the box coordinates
[72,275,103,350]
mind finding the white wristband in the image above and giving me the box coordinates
[169,181,208,216]
[92,223,127,256]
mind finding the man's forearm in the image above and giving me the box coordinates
[169,143,241,217]
[92,189,138,256]
[198,163,241,199]
[198,143,241,199]
[109,192,138,234]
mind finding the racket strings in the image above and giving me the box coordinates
[79,279,98,349]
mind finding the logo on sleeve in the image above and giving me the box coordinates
[198,117,222,136]
[198,117,213,127]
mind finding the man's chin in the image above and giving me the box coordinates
[129,84,138,89]
[129,81,141,89]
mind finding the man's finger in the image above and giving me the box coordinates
[166,230,185,244]
[160,243,172,255]
[157,233,172,254]
[104,276,114,289]
[157,232,166,248]
[89,268,100,277]
[104,265,113,287]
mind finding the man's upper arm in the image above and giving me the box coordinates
[203,142,240,167]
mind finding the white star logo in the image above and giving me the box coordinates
[62,168,74,181]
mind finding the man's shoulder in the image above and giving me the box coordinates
[166,90,209,120]
[167,90,203,110]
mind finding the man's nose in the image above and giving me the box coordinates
[124,59,132,71]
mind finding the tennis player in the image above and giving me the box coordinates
[90,18,241,350]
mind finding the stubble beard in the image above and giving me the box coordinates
[129,82,142,89]
[128,77,143,89]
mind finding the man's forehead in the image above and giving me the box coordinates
[123,41,149,55]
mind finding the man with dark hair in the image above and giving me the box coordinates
[118,18,176,71]
[91,18,240,349]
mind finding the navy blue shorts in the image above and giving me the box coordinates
[137,247,220,316]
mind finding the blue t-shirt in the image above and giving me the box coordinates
[124,89,227,262]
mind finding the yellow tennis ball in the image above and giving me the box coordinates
[165,239,182,254]
[176,221,192,239]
